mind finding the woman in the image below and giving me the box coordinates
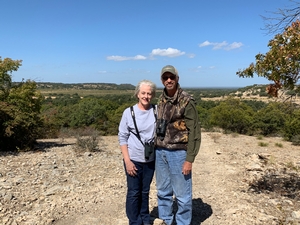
[118,80,157,225]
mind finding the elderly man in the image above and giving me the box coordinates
[155,65,201,225]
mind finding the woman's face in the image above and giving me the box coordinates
[137,84,153,107]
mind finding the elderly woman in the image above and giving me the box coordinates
[118,80,157,225]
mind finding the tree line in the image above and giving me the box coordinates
[1,56,300,151]
[42,93,300,146]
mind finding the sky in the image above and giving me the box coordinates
[1,0,294,88]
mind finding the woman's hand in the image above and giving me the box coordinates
[125,160,138,176]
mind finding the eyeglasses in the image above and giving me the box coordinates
[162,75,176,81]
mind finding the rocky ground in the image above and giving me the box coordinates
[0,132,300,225]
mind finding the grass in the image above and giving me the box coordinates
[256,135,264,140]
[275,142,283,148]
[230,133,239,138]
[286,161,299,171]
[258,142,269,147]
[209,133,222,143]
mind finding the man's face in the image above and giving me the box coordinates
[161,72,178,92]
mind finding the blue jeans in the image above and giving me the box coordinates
[124,160,155,225]
[155,149,192,225]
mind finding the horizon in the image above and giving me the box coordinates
[32,81,269,90]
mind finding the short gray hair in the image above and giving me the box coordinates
[134,80,156,99]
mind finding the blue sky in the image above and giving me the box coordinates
[1,0,292,88]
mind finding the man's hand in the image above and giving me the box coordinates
[182,161,192,175]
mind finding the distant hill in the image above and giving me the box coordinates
[35,82,136,90]
[30,82,299,103]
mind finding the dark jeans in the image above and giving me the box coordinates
[124,160,155,225]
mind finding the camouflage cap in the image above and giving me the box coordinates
[161,65,178,77]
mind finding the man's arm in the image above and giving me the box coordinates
[182,100,201,174]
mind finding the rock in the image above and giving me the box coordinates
[246,163,263,171]
[153,218,167,225]
[291,210,300,219]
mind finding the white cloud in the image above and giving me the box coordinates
[98,70,107,73]
[212,41,228,50]
[199,41,243,51]
[198,41,211,47]
[133,55,147,60]
[106,56,128,61]
[107,47,185,61]
[151,48,185,57]
[187,53,196,58]
[106,55,147,61]
[225,42,243,50]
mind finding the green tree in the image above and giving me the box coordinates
[0,57,22,100]
[106,103,132,135]
[66,98,119,134]
[253,102,288,136]
[237,20,300,94]
[209,98,255,134]
[283,107,300,141]
[0,57,43,151]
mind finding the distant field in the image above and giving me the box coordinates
[37,84,300,105]
[39,89,135,97]
[39,88,164,97]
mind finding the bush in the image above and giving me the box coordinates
[40,96,123,137]
[258,142,268,147]
[283,109,300,141]
[0,81,43,151]
[209,97,255,134]
[291,135,300,146]
[0,57,43,151]
[73,127,103,152]
[275,143,283,148]
[253,102,288,136]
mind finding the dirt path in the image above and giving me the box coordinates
[0,133,299,225]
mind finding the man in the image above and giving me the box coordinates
[155,65,201,225]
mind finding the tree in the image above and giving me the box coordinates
[282,108,300,141]
[262,0,300,34]
[209,98,255,134]
[253,102,287,136]
[0,57,22,100]
[236,20,300,96]
[0,57,42,151]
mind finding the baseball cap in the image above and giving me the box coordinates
[161,65,178,77]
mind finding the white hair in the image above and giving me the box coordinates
[134,80,156,98]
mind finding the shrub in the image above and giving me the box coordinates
[0,57,43,151]
[291,134,300,146]
[256,135,264,140]
[209,97,255,134]
[275,143,283,148]
[0,81,43,151]
[73,127,103,152]
[283,109,300,141]
[253,102,288,136]
[258,142,268,147]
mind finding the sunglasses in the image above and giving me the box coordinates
[162,75,176,81]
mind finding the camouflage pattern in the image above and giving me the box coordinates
[156,85,193,150]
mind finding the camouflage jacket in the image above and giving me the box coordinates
[156,85,201,162]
